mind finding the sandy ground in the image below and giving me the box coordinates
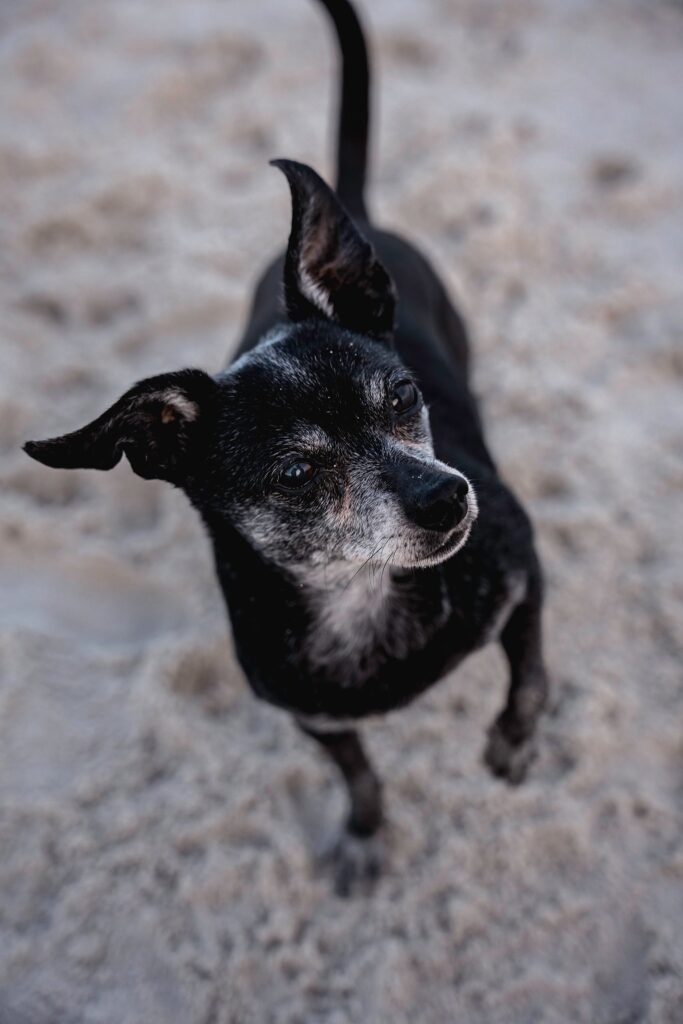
[1,0,682,1021]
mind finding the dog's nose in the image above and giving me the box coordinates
[383,459,470,534]
[416,473,469,532]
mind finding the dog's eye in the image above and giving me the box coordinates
[277,460,318,490]
[390,380,419,415]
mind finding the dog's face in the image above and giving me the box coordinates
[24,161,477,572]
[207,322,477,570]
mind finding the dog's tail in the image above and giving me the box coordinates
[316,0,371,221]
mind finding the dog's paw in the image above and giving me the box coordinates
[317,830,384,898]
[484,721,536,785]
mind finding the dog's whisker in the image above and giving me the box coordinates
[379,545,395,601]
[340,541,386,593]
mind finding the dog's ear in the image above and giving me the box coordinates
[271,159,396,342]
[24,369,217,484]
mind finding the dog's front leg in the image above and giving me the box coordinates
[484,573,549,784]
[298,723,383,897]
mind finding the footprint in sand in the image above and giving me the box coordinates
[3,465,85,508]
[0,551,189,648]
[0,399,32,456]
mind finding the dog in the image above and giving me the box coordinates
[24,0,548,895]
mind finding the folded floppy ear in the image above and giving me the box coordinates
[271,159,396,342]
[24,369,217,484]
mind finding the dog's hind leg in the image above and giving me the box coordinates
[484,570,549,784]
[298,723,383,896]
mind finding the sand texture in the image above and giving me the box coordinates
[1,0,682,1021]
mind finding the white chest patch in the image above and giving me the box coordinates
[305,564,392,679]
[297,560,450,686]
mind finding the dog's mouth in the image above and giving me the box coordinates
[409,499,478,569]
[416,524,470,567]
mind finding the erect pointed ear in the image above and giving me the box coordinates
[271,159,396,342]
[23,369,217,484]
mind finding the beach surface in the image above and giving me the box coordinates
[1,1,682,1021]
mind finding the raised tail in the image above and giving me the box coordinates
[316,0,371,221]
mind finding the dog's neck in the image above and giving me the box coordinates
[291,559,450,685]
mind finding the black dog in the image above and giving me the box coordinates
[25,0,548,894]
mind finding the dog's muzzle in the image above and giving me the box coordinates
[383,458,471,534]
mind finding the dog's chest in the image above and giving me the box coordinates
[307,568,388,672]
[301,565,448,684]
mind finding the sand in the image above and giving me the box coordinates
[1,0,682,1021]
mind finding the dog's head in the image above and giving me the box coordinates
[25,161,477,571]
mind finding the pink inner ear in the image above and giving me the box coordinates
[298,266,336,320]
[160,390,199,422]
[273,158,396,341]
